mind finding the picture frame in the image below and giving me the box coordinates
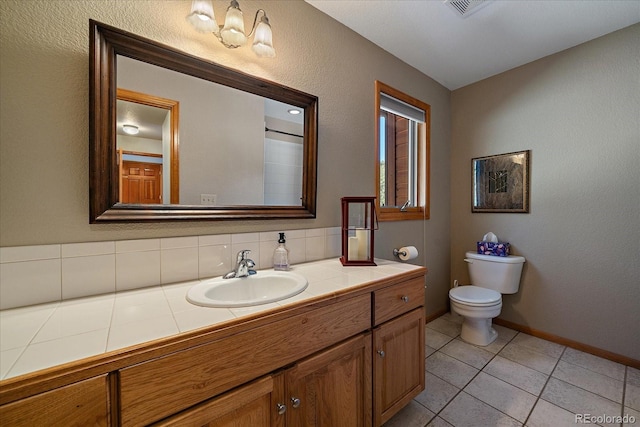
[472,150,530,213]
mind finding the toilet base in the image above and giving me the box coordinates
[460,317,498,346]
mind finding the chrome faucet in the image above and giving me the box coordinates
[223,249,256,279]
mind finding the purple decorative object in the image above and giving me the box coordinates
[477,241,511,257]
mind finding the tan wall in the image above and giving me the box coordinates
[451,24,640,360]
[0,1,452,316]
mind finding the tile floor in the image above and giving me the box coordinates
[383,312,640,427]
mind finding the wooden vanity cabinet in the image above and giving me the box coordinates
[119,294,371,426]
[153,333,372,427]
[0,268,427,427]
[0,374,110,426]
[372,278,426,426]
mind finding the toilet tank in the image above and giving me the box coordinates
[465,251,526,294]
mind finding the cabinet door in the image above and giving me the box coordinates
[286,333,372,427]
[153,374,285,427]
[373,308,425,426]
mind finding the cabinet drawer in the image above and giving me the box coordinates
[0,375,110,426]
[152,375,280,427]
[373,277,424,326]
[119,294,371,426]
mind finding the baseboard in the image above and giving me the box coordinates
[425,308,449,324]
[493,318,640,369]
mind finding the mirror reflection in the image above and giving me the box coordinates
[89,20,317,222]
[116,56,304,207]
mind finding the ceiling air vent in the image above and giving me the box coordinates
[444,0,492,18]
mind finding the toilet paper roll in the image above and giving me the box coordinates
[398,246,419,261]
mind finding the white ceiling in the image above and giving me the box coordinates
[305,0,640,90]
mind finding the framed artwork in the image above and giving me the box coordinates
[472,150,530,213]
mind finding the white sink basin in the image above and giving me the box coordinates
[186,272,308,308]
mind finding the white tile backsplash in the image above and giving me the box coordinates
[259,240,277,269]
[287,237,306,265]
[231,232,260,244]
[199,234,231,246]
[116,239,160,253]
[0,244,60,263]
[0,227,344,310]
[62,254,116,299]
[115,250,161,291]
[283,229,306,239]
[198,244,232,279]
[160,236,198,250]
[305,236,325,261]
[161,247,198,285]
[61,241,114,258]
[305,228,325,238]
[0,260,62,309]
[325,233,341,259]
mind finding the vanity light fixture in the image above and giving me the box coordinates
[122,124,139,135]
[187,0,276,58]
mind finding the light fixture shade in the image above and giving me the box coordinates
[187,0,217,33]
[220,0,247,47]
[123,125,139,135]
[252,15,275,58]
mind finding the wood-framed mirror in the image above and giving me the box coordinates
[89,20,318,222]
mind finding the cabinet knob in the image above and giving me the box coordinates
[377,349,385,358]
[401,295,409,303]
[291,397,301,408]
[276,403,287,415]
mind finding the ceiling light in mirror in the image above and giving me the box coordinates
[122,124,139,135]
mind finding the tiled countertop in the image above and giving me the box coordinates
[0,258,422,381]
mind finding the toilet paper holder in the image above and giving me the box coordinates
[393,248,407,257]
[393,246,419,261]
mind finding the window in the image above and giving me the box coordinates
[375,81,430,221]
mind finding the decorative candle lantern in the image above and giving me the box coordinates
[340,196,377,266]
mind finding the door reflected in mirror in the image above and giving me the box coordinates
[117,89,179,204]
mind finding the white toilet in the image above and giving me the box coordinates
[449,251,526,346]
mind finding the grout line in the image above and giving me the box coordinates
[3,303,61,380]
[424,322,529,426]
[621,367,627,420]
[521,345,567,426]
[559,351,627,382]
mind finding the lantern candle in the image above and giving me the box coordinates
[356,228,368,259]
[348,236,359,260]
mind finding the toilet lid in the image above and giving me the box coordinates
[449,286,501,306]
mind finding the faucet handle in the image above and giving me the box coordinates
[237,249,251,262]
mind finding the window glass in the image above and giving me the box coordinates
[375,81,430,221]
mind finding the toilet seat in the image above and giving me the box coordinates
[449,285,501,307]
